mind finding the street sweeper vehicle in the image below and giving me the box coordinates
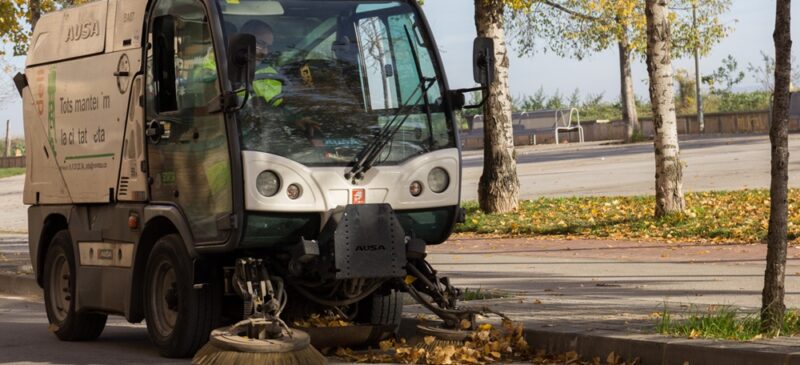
[16,0,497,361]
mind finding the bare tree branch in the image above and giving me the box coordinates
[538,0,603,22]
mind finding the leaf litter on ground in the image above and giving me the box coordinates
[333,319,639,365]
[293,311,353,328]
[456,190,800,245]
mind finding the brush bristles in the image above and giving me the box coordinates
[415,339,465,353]
[193,342,327,365]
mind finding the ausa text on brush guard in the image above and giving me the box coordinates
[16,0,497,360]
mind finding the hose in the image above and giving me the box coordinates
[289,279,385,307]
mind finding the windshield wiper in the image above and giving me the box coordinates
[345,26,437,181]
[345,78,435,181]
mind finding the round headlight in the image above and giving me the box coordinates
[256,171,280,197]
[409,181,423,197]
[427,167,450,193]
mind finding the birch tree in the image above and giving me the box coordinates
[761,0,792,336]
[645,0,685,217]
[475,0,520,213]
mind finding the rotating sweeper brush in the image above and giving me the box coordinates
[193,258,326,365]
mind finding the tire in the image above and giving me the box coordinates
[144,234,217,358]
[358,289,403,334]
[43,230,107,341]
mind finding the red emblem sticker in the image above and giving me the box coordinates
[352,189,366,205]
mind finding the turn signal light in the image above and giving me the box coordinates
[128,215,139,229]
[410,181,423,197]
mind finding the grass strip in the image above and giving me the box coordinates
[458,287,512,301]
[456,189,800,244]
[0,168,24,179]
[655,305,800,340]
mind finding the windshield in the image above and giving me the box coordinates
[217,0,455,166]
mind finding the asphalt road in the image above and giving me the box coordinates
[0,295,400,365]
[1,135,797,233]
[0,296,185,365]
[461,135,800,201]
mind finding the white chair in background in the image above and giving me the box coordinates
[554,108,584,145]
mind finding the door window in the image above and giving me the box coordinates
[146,0,233,243]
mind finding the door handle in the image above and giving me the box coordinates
[146,120,165,144]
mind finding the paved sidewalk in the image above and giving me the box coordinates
[429,236,800,309]
[0,234,31,277]
[415,237,800,364]
[0,174,26,234]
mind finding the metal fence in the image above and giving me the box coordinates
[461,110,787,149]
[0,156,25,168]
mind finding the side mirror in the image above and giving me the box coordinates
[473,37,495,86]
[227,33,256,89]
[446,37,494,111]
[152,15,177,113]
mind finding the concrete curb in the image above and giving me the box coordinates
[0,272,40,297]
[524,326,800,365]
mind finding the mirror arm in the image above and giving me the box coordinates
[452,86,489,110]
[464,98,486,110]
[218,76,251,113]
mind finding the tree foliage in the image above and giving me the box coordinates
[674,68,697,114]
[747,50,800,92]
[0,0,89,56]
[0,57,21,105]
[702,54,745,94]
[0,0,31,56]
[507,0,732,60]
[509,0,645,59]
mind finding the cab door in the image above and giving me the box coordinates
[144,0,233,243]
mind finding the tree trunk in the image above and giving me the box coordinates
[618,32,640,142]
[645,0,685,218]
[29,0,42,30]
[761,0,792,336]
[474,0,519,213]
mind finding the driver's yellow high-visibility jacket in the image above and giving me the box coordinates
[196,53,283,107]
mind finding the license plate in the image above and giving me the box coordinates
[352,189,365,205]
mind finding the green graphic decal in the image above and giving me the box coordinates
[64,153,115,161]
[47,66,57,157]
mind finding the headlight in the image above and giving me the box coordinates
[427,167,450,193]
[256,171,280,197]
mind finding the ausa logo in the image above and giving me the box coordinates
[65,20,101,43]
[355,244,386,252]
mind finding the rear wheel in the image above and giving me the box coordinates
[43,230,107,341]
[144,234,217,358]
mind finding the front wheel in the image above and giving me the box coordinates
[144,234,217,358]
[357,289,403,334]
[43,230,107,341]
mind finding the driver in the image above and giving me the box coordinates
[240,20,283,107]
[242,20,325,148]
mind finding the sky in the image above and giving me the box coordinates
[0,0,797,138]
